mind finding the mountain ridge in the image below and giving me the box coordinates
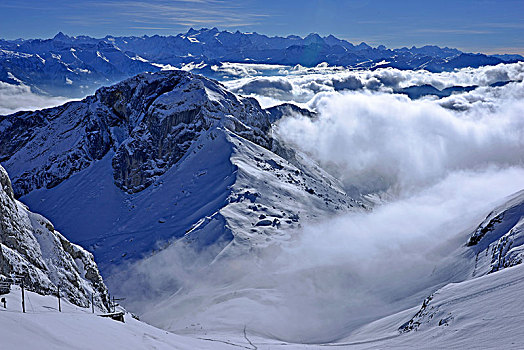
[1,28,522,97]
[1,69,363,271]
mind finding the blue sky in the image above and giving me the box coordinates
[0,0,523,54]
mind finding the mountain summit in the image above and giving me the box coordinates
[1,69,363,270]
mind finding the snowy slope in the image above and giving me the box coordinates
[0,286,244,350]
[319,263,524,350]
[16,124,361,271]
[426,189,524,284]
[467,190,524,275]
[351,191,524,349]
[2,262,523,349]
[1,70,362,274]
[393,264,524,349]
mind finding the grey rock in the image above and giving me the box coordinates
[1,70,273,196]
[0,165,110,310]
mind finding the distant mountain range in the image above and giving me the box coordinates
[1,28,522,97]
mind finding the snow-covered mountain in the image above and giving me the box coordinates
[347,264,524,349]
[0,164,109,310]
[467,190,524,275]
[0,70,364,272]
[2,65,524,348]
[1,28,521,97]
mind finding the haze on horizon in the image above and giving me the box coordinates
[0,0,523,55]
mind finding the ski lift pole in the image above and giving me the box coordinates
[57,285,61,312]
[21,280,25,313]
[112,297,126,313]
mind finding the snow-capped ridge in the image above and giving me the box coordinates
[1,29,520,97]
[1,70,274,195]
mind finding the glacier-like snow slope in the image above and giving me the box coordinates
[1,28,521,97]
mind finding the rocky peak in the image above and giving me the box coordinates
[98,70,273,193]
[1,70,274,195]
[0,165,14,200]
[53,31,70,41]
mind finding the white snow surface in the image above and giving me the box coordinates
[1,264,524,349]
[0,287,236,350]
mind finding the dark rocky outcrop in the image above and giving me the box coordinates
[0,165,110,309]
[1,70,275,195]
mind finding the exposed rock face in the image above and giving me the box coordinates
[0,165,110,310]
[265,103,316,123]
[399,190,524,335]
[108,72,272,193]
[467,190,524,275]
[1,69,365,272]
[0,70,272,195]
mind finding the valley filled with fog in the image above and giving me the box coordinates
[99,63,524,342]
[2,61,524,348]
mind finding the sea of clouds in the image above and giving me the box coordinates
[222,61,524,108]
[109,63,524,342]
[276,81,524,195]
[5,61,523,343]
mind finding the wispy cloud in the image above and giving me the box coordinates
[415,28,492,35]
[87,0,269,29]
[482,22,524,29]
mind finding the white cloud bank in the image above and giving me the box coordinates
[276,81,524,195]
[108,62,524,343]
[0,82,71,115]
[223,61,524,107]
